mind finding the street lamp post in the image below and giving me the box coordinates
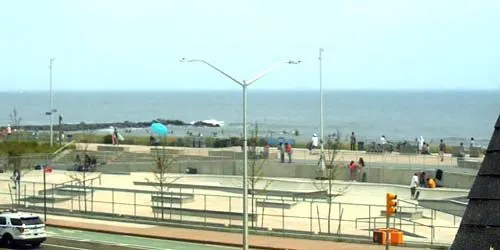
[319,49,325,171]
[49,58,55,147]
[180,58,300,250]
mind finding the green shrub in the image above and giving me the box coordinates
[103,135,113,144]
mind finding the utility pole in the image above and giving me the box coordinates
[49,58,55,147]
[319,48,325,171]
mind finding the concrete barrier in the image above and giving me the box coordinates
[151,206,258,221]
[97,145,129,152]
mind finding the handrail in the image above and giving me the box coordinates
[52,140,75,155]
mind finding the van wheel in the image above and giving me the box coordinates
[2,234,14,248]
[32,242,41,248]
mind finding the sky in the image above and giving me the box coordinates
[0,0,499,91]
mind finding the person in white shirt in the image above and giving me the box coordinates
[6,124,12,135]
[312,134,319,148]
[380,135,387,145]
[410,173,419,199]
[309,133,319,153]
[380,135,387,152]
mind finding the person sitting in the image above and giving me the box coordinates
[455,142,466,157]
[419,172,427,187]
[90,156,97,170]
[421,143,430,155]
[427,178,436,188]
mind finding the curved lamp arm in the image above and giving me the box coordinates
[180,58,243,87]
[245,60,301,86]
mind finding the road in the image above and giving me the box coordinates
[1,227,242,250]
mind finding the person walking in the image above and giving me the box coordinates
[410,173,419,199]
[350,132,357,151]
[439,139,446,162]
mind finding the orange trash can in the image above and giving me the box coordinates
[373,229,388,245]
[390,230,404,245]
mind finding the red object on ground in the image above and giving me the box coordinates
[44,166,52,173]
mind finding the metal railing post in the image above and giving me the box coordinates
[204,195,207,224]
[368,205,371,237]
[23,184,26,207]
[281,199,285,230]
[91,187,94,213]
[134,191,137,218]
[229,196,232,226]
[112,189,115,214]
[310,201,313,233]
[51,184,55,208]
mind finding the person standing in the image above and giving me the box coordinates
[348,161,356,181]
[357,157,365,181]
[263,143,270,159]
[469,137,475,151]
[310,133,319,154]
[350,132,357,151]
[278,142,285,163]
[285,142,293,163]
[410,173,419,199]
[439,139,446,162]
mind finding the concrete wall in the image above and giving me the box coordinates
[54,158,476,189]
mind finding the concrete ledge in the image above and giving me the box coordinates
[21,195,72,203]
[256,200,297,209]
[40,187,94,196]
[151,194,194,203]
[151,206,258,221]
[97,145,128,152]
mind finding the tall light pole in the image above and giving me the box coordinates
[180,58,300,250]
[49,58,55,146]
[319,48,325,170]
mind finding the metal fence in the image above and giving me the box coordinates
[0,179,458,246]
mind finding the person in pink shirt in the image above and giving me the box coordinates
[349,161,356,181]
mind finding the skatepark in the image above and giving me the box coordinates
[0,143,478,248]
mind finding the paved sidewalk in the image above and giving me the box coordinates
[45,216,422,250]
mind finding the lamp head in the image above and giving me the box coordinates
[287,60,301,64]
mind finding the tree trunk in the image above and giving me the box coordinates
[327,177,332,234]
[160,181,164,220]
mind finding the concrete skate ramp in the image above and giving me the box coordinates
[417,198,467,217]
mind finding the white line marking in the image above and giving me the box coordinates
[43,243,90,250]
[51,235,172,250]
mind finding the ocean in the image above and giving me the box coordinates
[0,90,498,146]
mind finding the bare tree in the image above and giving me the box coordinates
[314,130,350,234]
[247,122,271,228]
[9,107,22,142]
[146,136,180,220]
[66,132,101,212]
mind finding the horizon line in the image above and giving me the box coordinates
[1,88,499,93]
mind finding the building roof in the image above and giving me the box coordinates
[451,113,500,249]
